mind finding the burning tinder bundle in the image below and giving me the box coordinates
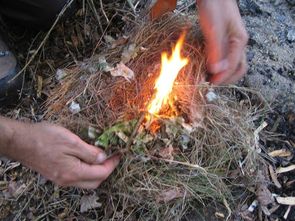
[46,15,267,219]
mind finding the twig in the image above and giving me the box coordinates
[149,156,208,173]
[127,0,136,14]
[88,0,104,33]
[10,0,75,82]
[99,0,109,23]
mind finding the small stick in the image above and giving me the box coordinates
[125,112,146,150]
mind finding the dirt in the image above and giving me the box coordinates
[0,0,294,220]
[241,1,295,113]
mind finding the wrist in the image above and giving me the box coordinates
[0,117,31,161]
[0,117,16,157]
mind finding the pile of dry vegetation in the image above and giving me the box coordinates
[43,12,268,220]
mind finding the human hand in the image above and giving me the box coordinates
[11,122,120,189]
[197,0,249,85]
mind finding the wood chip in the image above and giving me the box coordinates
[283,205,291,219]
[268,149,292,158]
[276,165,295,174]
[215,212,225,218]
[269,165,282,188]
[276,196,295,205]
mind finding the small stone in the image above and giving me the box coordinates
[247,51,255,62]
[287,29,295,42]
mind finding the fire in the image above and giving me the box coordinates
[147,34,189,117]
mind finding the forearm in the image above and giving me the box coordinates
[0,117,28,160]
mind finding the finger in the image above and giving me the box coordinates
[72,141,107,165]
[73,181,102,190]
[197,3,227,74]
[210,51,246,85]
[77,154,121,181]
[222,53,248,84]
[213,33,248,85]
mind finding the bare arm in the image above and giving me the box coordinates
[0,117,120,189]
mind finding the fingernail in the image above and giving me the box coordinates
[96,152,107,164]
[210,59,228,74]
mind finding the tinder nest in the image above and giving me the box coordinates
[45,14,267,220]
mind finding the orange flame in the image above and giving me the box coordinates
[147,34,189,116]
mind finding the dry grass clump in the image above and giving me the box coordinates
[45,14,205,132]
[45,15,266,220]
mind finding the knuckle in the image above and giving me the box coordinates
[54,171,74,186]
[70,139,81,148]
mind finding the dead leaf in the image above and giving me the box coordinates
[275,196,295,206]
[150,0,177,20]
[159,145,174,160]
[69,101,81,114]
[115,131,129,143]
[80,195,102,213]
[110,62,135,82]
[121,43,139,63]
[55,69,67,81]
[156,188,184,203]
[6,181,27,199]
[256,170,274,208]
[98,56,114,72]
[268,149,292,158]
[276,165,295,174]
[104,35,115,44]
[268,165,282,188]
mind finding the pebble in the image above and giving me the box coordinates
[287,29,295,42]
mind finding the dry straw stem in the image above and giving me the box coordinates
[46,14,267,220]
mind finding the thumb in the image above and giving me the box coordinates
[75,141,107,165]
[205,30,228,74]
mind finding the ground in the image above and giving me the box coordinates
[0,0,294,220]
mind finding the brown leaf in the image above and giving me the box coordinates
[256,184,274,206]
[159,145,174,160]
[6,181,27,199]
[150,0,177,20]
[156,188,184,203]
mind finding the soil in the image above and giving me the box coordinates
[0,0,294,220]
